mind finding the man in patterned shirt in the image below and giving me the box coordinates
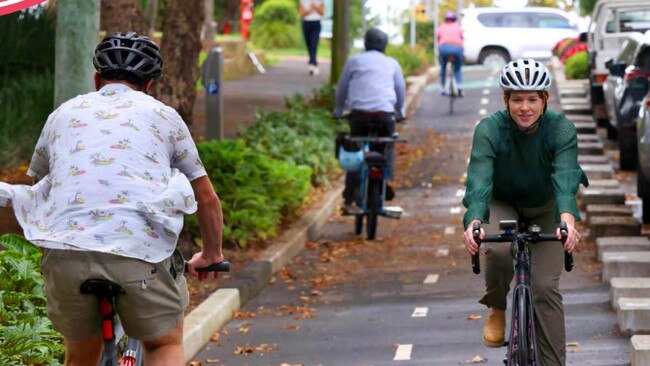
[0,32,224,365]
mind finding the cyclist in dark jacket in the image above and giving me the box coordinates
[462,58,588,366]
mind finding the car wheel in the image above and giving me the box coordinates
[618,127,638,171]
[478,48,509,67]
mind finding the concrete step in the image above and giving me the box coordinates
[632,335,650,366]
[561,97,590,105]
[581,188,626,206]
[578,141,605,155]
[562,104,592,115]
[611,278,650,310]
[565,114,595,123]
[578,155,610,165]
[618,297,650,335]
[574,121,597,134]
[602,251,650,282]
[577,133,601,143]
[559,89,587,98]
[597,236,650,261]
[588,204,634,219]
[586,179,619,187]
[581,164,614,180]
[591,216,641,240]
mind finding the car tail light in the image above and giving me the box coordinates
[625,70,650,81]
[647,98,650,108]
[594,74,608,83]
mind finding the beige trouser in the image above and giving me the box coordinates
[478,199,566,366]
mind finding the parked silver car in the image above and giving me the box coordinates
[636,89,650,222]
[602,31,650,170]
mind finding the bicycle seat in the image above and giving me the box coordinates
[364,151,387,166]
[80,279,125,300]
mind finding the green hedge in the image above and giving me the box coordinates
[0,234,64,366]
[386,44,430,78]
[402,20,435,53]
[250,0,301,49]
[565,51,589,79]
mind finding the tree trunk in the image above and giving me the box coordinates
[100,0,147,35]
[151,0,203,126]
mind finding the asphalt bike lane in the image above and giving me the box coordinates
[191,65,630,366]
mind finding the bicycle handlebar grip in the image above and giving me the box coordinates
[471,222,481,274]
[185,261,231,273]
[559,221,574,272]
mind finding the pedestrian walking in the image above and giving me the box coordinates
[299,0,324,75]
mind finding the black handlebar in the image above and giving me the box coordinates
[470,222,573,274]
[185,261,231,273]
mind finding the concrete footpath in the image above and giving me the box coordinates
[182,56,436,362]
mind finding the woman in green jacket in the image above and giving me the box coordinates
[462,58,589,366]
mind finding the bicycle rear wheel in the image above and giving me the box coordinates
[448,73,457,115]
[366,179,381,240]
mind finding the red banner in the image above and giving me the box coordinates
[0,0,48,16]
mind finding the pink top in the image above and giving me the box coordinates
[437,22,463,47]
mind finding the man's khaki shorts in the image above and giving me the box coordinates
[40,249,189,341]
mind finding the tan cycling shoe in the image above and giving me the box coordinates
[482,308,506,347]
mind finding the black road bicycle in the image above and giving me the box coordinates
[82,260,231,366]
[444,54,460,115]
[471,220,573,366]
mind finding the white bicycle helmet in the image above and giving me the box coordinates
[338,146,364,172]
[499,58,551,91]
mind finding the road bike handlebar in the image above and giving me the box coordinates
[185,261,231,273]
[470,222,573,274]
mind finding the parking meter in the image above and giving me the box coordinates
[201,47,224,140]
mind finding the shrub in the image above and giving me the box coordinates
[560,43,587,64]
[565,51,589,79]
[386,44,430,78]
[552,37,577,58]
[402,20,435,53]
[187,140,312,247]
[250,0,301,49]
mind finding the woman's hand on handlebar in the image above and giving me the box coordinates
[558,213,580,253]
[464,219,483,255]
[186,251,225,281]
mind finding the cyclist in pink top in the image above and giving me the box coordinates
[437,11,464,97]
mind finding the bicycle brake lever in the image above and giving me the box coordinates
[559,221,573,272]
[471,222,481,274]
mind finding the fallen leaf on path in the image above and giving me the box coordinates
[209,332,219,341]
[467,354,487,363]
[233,311,256,319]
[234,343,278,355]
[205,359,219,364]
[283,325,301,331]
[238,325,250,333]
[465,314,482,320]
[566,341,580,347]
[189,362,201,366]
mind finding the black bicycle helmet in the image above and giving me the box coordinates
[93,32,163,82]
[364,28,388,53]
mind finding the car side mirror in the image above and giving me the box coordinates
[605,58,613,69]
[608,63,627,77]
[578,31,587,43]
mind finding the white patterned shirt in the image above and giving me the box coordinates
[0,84,207,263]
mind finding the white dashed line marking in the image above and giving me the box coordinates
[483,89,490,95]
[479,109,487,116]
[412,307,429,317]
[444,226,456,235]
[481,98,489,105]
[424,274,439,284]
[456,189,465,197]
[394,344,413,361]
[450,206,461,214]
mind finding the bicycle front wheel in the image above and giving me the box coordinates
[516,289,529,365]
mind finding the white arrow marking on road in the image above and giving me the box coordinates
[412,307,429,317]
[394,344,413,360]
[481,98,489,105]
[450,207,461,214]
[444,226,456,235]
[424,274,439,284]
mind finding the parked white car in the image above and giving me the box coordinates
[461,7,579,65]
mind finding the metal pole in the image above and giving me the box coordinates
[202,47,224,140]
[55,0,99,107]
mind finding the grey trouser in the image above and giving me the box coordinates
[479,199,566,366]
